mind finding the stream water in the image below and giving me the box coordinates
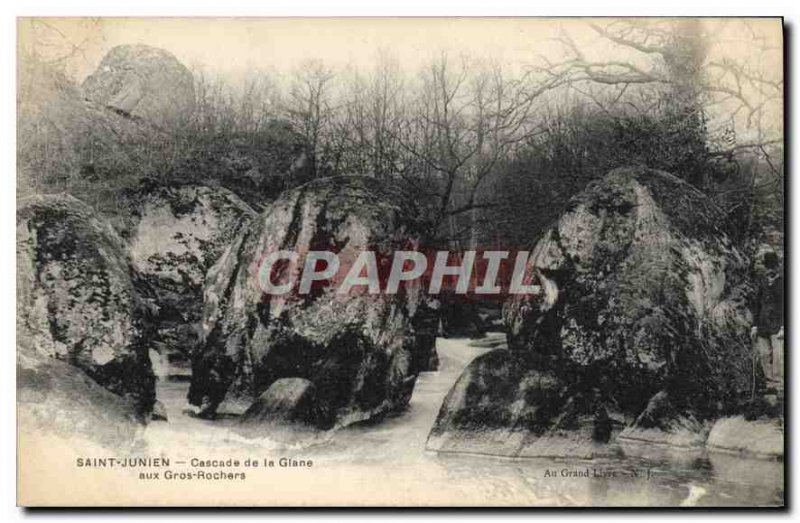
[142,335,784,507]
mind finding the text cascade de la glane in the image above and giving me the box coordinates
[76,456,314,482]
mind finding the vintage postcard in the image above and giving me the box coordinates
[16,17,784,507]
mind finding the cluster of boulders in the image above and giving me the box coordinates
[18,43,782,461]
[17,45,231,444]
[17,194,157,443]
[17,43,442,445]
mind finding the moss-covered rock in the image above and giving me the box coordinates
[505,167,755,412]
[427,349,623,458]
[430,167,757,457]
[189,175,429,429]
[81,44,194,127]
[17,194,155,417]
[123,183,256,365]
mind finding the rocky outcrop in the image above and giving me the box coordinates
[18,56,166,199]
[123,183,256,366]
[189,176,429,429]
[429,167,758,457]
[17,194,155,417]
[82,44,195,127]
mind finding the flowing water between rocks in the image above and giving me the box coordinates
[143,335,783,507]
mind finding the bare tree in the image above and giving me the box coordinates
[282,60,336,177]
[327,54,406,177]
[546,19,782,151]
[390,54,561,244]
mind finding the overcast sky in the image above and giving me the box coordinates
[19,18,578,81]
[18,17,783,139]
[18,18,781,80]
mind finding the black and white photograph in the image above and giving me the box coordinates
[13,15,785,508]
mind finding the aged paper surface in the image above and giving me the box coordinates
[17,17,784,507]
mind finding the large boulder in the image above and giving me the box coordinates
[188,176,429,428]
[427,349,621,458]
[123,183,256,366]
[235,378,328,446]
[18,349,144,449]
[18,55,165,199]
[429,167,756,456]
[17,194,156,416]
[239,378,319,426]
[82,44,194,127]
